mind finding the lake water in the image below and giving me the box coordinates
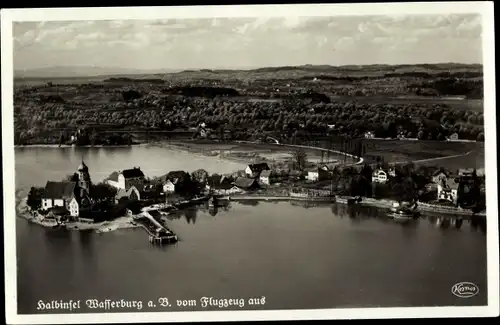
[13,145,488,314]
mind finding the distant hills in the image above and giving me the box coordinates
[15,63,482,79]
[14,66,182,79]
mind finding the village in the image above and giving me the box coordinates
[25,147,486,231]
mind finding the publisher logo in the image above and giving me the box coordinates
[451,282,479,298]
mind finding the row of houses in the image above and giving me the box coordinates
[364,131,461,141]
[105,165,268,200]
[372,166,483,205]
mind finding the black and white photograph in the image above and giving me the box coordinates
[2,3,498,324]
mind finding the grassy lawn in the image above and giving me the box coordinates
[362,139,484,167]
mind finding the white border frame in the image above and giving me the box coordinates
[2,3,498,324]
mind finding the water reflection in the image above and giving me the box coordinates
[209,206,218,217]
[290,201,323,209]
[44,227,72,242]
[399,219,420,238]
[168,207,200,224]
[424,215,484,234]
[469,217,487,234]
[168,200,486,236]
[237,200,260,206]
[330,203,374,222]
[151,241,176,252]
[330,202,486,235]
[44,228,78,275]
[78,230,98,273]
[184,208,198,224]
[58,147,72,160]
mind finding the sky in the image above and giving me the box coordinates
[13,14,483,70]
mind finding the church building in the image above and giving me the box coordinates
[41,160,92,219]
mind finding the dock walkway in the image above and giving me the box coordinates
[135,211,178,245]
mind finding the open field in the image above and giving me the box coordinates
[326,96,483,111]
[361,139,484,168]
[412,146,485,170]
[161,138,484,170]
[165,140,348,165]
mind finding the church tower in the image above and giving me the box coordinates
[77,160,92,197]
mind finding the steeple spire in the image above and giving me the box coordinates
[78,157,88,172]
[76,156,91,196]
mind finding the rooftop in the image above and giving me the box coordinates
[77,160,88,172]
[260,170,272,177]
[42,181,76,199]
[122,167,145,179]
[233,177,258,189]
[247,163,270,172]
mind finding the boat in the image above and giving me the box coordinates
[290,191,336,202]
[388,202,420,220]
[214,195,231,201]
[335,195,362,205]
[96,227,113,233]
[388,208,419,221]
[208,196,217,208]
[416,201,485,217]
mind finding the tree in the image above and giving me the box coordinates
[360,164,373,197]
[192,169,209,185]
[27,186,44,210]
[401,177,417,201]
[292,149,308,171]
[391,183,405,202]
[373,183,390,199]
[91,183,118,200]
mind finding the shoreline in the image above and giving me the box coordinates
[229,194,486,218]
[17,192,486,234]
[19,211,140,232]
[16,197,139,232]
[15,143,145,148]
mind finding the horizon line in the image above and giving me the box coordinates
[14,62,484,78]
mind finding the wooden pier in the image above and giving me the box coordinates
[134,211,178,245]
